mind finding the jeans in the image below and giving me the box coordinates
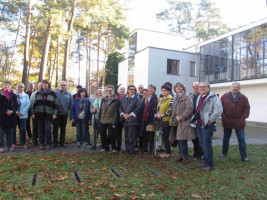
[222,128,247,158]
[124,125,138,155]
[197,124,215,168]
[52,115,68,145]
[0,126,14,149]
[76,119,88,144]
[100,123,117,151]
[177,140,188,159]
[37,119,52,145]
[18,119,27,146]
[162,126,171,154]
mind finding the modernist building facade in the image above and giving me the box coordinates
[118,18,267,124]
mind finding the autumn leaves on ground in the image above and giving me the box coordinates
[0,145,266,199]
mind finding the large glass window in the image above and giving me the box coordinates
[200,22,267,83]
[167,59,181,75]
[190,62,196,77]
[128,33,137,85]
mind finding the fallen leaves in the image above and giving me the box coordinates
[191,194,202,199]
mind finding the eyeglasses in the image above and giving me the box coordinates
[199,86,208,89]
[107,90,113,92]
[128,88,135,90]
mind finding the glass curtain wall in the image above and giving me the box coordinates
[200,23,267,83]
[128,33,137,85]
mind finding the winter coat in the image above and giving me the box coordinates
[172,92,193,140]
[32,88,58,121]
[196,90,223,128]
[99,95,120,126]
[119,95,142,126]
[15,92,30,119]
[0,89,18,127]
[71,98,92,122]
[221,92,250,130]
[157,94,173,125]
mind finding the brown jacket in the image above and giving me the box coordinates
[221,92,250,130]
[172,92,193,140]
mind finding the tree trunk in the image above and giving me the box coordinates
[96,33,101,88]
[22,0,31,89]
[51,47,57,83]
[62,0,76,80]
[9,10,22,79]
[38,17,52,82]
[56,37,59,89]
[27,31,35,80]
[48,45,52,80]
[77,37,81,85]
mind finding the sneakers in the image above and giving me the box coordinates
[9,147,16,152]
[218,153,226,158]
[82,142,87,148]
[0,148,5,153]
[200,166,213,171]
[99,149,106,152]
[112,149,117,153]
[23,145,29,149]
[12,144,16,149]
[75,142,80,148]
[242,157,250,162]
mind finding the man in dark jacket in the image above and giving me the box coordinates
[219,82,250,162]
[98,85,120,152]
[119,85,142,155]
[0,81,18,153]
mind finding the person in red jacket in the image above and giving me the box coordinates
[219,82,250,162]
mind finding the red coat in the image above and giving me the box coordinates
[221,92,250,130]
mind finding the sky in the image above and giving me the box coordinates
[125,0,267,32]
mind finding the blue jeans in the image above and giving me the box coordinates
[222,128,247,158]
[76,119,88,143]
[197,124,215,168]
[18,119,27,146]
[0,126,14,149]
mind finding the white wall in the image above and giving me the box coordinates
[118,59,128,87]
[135,29,189,52]
[211,84,267,123]
[134,48,149,87]
[147,48,199,95]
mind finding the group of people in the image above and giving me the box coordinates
[0,79,250,171]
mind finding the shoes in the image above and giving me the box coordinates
[9,147,16,152]
[12,144,16,149]
[75,142,80,148]
[0,148,5,153]
[197,163,206,168]
[176,157,183,163]
[218,153,226,158]
[200,166,213,171]
[182,159,188,165]
[60,144,66,147]
[112,149,117,153]
[190,153,197,157]
[159,153,171,158]
[99,149,106,152]
[23,145,29,149]
[46,145,52,150]
[242,157,250,162]
[82,142,87,148]
[53,144,58,148]
[199,155,204,160]
[39,145,45,150]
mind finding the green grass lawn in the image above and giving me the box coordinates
[0,145,266,199]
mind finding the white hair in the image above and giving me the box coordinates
[232,82,241,88]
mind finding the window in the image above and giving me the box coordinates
[167,59,181,75]
[190,62,196,77]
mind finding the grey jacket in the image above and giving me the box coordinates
[119,95,142,126]
[55,90,73,115]
[196,90,223,127]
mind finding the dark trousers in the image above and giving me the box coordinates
[116,123,123,151]
[222,128,247,158]
[18,119,27,146]
[0,126,14,149]
[32,119,38,145]
[177,140,188,159]
[52,115,68,145]
[26,117,33,138]
[37,119,52,146]
[162,126,171,154]
[12,125,17,145]
[192,137,203,156]
[93,122,100,148]
[197,124,215,168]
[142,122,155,153]
[124,125,138,155]
[100,123,116,151]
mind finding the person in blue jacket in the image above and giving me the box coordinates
[15,83,30,149]
[71,88,92,148]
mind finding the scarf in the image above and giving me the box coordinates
[39,88,52,101]
[3,89,11,100]
[15,91,26,99]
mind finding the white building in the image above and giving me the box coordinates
[118,29,198,94]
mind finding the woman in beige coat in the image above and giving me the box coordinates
[172,82,193,164]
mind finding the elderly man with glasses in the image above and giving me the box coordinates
[52,81,73,148]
